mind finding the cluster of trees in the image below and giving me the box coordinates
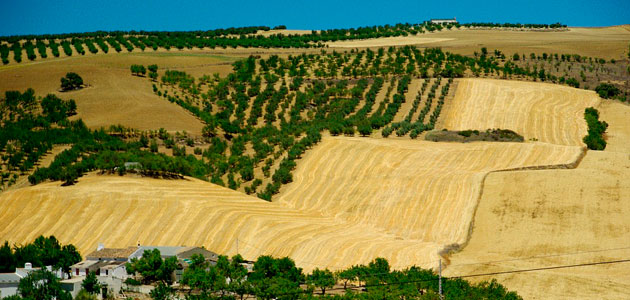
[583,107,608,150]
[130,64,147,76]
[0,85,213,188]
[60,72,84,91]
[0,43,9,64]
[383,77,452,138]
[0,21,570,64]
[595,83,621,99]
[0,236,81,276]
[153,48,478,199]
[0,90,81,188]
[125,249,521,300]
[0,237,96,300]
[462,22,566,29]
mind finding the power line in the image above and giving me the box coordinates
[234,236,441,271]
[454,258,630,279]
[448,245,630,268]
[270,257,630,297]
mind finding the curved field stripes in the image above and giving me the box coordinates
[0,175,444,271]
[443,100,630,300]
[0,137,582,273]
[276,137,583,246]
[440,78,600,146]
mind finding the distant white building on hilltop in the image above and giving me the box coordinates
[430,18,458,24]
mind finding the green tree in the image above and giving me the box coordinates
[81,271,101,294]
[18,269,71,300]
[131,64,147,76]
[150,282,174,300]
[56,244,82,277]
[126,249,177,285]
[181,254,226,298]
[75,290,97,300]
[249,256,305,300]
[595,83,621,99]
[336,267,357,289]
[0,241,16,272]
[227,254,251,300]
[307,268,336,295]
[60,72,84,91]
[149,72,158,80]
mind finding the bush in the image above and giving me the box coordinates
[60,72,84,91]
[583,107,608,150]
[595,83,621,99]
[565,77,580,88]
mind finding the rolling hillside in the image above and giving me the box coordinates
[0,139,583,272]
[276,138,583,243]
[440,78,600,146]
[444,101,630,299]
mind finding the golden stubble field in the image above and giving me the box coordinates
[0,139,583,272]
[444,100,630,300]
[1,26,629,299]
[440,78,600,146]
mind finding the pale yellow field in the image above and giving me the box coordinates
[0,138,582,272]
[440,78,600,146]
[0,174,443,271]
[444,100,630,299]
[277,137,583,246]
[326,37,453,48]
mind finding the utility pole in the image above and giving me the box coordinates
[439,259,444,300]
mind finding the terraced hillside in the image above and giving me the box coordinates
[440,78,600,146]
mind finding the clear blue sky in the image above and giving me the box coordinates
[1,0,628,36]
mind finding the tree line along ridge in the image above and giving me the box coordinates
[0,21,569,64]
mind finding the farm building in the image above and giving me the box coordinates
[430,18,458,24]
[130,246,219,261]
[0,263,40,298]
[86,245,139,262]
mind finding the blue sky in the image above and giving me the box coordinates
[1,0,628,36]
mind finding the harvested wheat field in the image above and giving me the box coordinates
[0,174,444,271]
[422,26,630,59]
[440,78,600,146]
[0,138,583,272]
[277,137,583,248]
[444,101,630,299]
